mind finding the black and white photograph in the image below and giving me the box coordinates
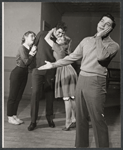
[3,2,121,148]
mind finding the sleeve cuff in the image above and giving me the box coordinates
[52,63,56,68]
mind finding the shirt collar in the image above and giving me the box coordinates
[103,35,111,41]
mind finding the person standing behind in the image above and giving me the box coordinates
[38,13,119,147]
[7,31,37,125]
[44,28,77,131]
[28,22,67,131]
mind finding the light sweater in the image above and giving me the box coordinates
[52,35,119,77]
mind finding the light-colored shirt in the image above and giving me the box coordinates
[52,36,119,77]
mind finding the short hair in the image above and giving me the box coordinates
[21,31,36,44]
[55,21,67,32]
[100,13,116,29]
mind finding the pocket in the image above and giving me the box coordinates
[97,76,107,94]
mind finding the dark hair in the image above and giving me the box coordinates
[100,13,116,29]
[55,21,67,32]
[21,31,36,44]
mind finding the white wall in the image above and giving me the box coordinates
[4,2,41,97]
[4,2,63,97]
[4,2,41,57]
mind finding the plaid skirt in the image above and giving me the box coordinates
[55,65,77,98]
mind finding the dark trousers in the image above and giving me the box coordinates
[75,75,109,148]
[7,66,28,116]
[30,68,55,123]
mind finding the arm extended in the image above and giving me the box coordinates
[38,40,84,70]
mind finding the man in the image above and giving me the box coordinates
[28,22,67,131]
[38,14,119,147]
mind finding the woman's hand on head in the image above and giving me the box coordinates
[52,28,56,32]
[38,61,53,70]
[49,28,56,34]
[49,28,55,32]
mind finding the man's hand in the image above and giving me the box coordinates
[97,27,112,38]
[38,61,53,70]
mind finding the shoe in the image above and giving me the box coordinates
[28,122,37,131]
[47,118,55,128]
[69,122,76,128]
[8,116,20,125]
[13,115,24,124]
[62,127,70,131]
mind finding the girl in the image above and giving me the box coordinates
[43,28,77,131]
[7,31,37,125]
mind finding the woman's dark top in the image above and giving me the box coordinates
[16,45,34,68]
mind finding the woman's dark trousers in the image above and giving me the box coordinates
[7,66,28,116]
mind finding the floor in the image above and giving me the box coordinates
[3,96,121,148]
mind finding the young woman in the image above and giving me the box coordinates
[43,28,77,131]
[7,31,37,125]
